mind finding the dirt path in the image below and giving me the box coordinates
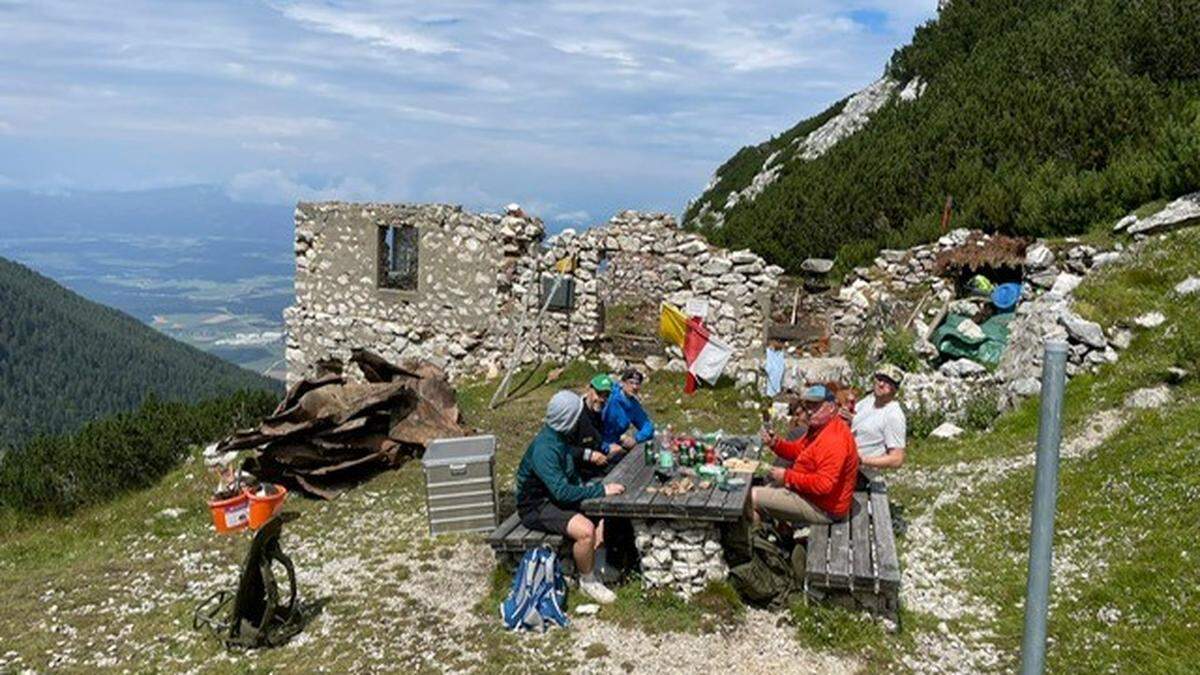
[896,409,1130,672]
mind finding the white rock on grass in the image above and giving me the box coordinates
[1174,276,1200,296]
[1133,311,1166,329]
[1059,313,1107,349]
[1048,272,1083,298]
[930,422,965,439]
[1113,214,1139,233]
[1125,385,1173,410]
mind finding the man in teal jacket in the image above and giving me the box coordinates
[517,390,626,603]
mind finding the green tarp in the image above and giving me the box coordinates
[932,312,1013,366]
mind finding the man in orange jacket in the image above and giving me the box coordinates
[750,384,859,527]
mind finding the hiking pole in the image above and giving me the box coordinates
[1019,340,1067,675]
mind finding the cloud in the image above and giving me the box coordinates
[225,169,381,205]
[1,0,939,222]
[554,210,590,224]
[277,3,457,55]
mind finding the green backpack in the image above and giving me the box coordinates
[729,531,799,609]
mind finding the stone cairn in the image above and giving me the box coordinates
[633,520,729,598]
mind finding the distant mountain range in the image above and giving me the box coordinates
[0,185,291,238]
[0,186,296,377]
[0,255,279,450]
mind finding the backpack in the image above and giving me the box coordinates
[500,546,570,632]
[729,531,798,609]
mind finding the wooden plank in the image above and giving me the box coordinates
[805,522,832,581]
[716,479,753,520]
[869,490,901,588]
[606,462,658,516]
[850,491,872,587]
[488,513,521,547]
[500,523,532,551]
[827,518,852,587]
[582,454,651,516]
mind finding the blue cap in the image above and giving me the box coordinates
[800,385,836,403]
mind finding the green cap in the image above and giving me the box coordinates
[590,374,614,393]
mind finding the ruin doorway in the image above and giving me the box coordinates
[594,249,664,361]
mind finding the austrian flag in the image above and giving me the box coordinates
[659,303,734,393]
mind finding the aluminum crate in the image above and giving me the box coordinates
[421,435,498,536]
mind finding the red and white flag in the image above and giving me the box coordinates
[682,316,733,393]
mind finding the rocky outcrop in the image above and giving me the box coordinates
[1117,191,1200,236]
[797,77,900,160]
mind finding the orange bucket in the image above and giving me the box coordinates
[247,484,288,530]
[209,491,250,533]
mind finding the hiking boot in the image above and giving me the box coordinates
[579,576,617,604]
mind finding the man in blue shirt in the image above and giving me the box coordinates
[601,369,655,452]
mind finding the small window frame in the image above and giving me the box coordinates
[378,224,419,293]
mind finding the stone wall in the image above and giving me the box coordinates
[285,204,782,385]
[541,210,783,382]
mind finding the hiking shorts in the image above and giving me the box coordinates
[753,486,836,525]
[519,502,595,537]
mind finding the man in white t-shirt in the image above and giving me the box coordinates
[852,364,908,470]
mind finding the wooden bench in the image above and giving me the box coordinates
[487,512,571,569]
[804,478,901,620]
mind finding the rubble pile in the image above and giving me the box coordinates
[217,350,465,499]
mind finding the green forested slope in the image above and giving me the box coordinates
[686,0,1200,272]
[0,256,278,449]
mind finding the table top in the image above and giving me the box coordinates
[580,447,752,522]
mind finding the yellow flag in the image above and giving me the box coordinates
[659,302,688,348]
[554,256,575,273]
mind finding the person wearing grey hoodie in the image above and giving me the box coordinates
[516,390,626,603]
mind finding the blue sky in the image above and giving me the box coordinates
[0,0,937,227]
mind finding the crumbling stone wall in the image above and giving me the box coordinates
[539,210,783,381]
[284,202,543,383]
[285,204,782,385]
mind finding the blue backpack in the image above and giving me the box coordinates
[500,546,570,631]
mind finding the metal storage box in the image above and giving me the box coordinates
[421,435,498,536]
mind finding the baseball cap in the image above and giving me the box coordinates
[621,368,644,384]
[800,384,836,403]
[874,364,905,387]
[590,374,614,393]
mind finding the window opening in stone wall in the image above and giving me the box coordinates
[379,225,419,291]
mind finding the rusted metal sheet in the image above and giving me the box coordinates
[218,351,465,499]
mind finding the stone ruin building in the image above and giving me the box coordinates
[284,202,783,387]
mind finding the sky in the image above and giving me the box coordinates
[0,0,938,228]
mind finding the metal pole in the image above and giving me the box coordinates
[1020,340,1068,675]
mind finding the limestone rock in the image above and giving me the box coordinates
[1113,214,1138,233]
[940,358,987,378]
[1126,192,1200,235]
[1133,311,1166,329]
[1024,243,1055,269]
[1059,313,1107,349]
[1174,276,1200,296]
[1048,273,1083,298]
[929,422,964,439]
[1125,385,1172,410]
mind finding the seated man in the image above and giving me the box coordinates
[515,390,626,603]
[852,364,908,471]
[751,385,859,528]
[601,369,655,452]
[571,374,624,477]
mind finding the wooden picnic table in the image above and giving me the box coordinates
[580,443,753,522]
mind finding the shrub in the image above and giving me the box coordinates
[880,328,923,375]
[0,389,277,515]
[963,391,1002,432]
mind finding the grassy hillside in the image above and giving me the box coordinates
[0,256,279,450]
[0,229,1194,671]
[686,0,1200,273]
